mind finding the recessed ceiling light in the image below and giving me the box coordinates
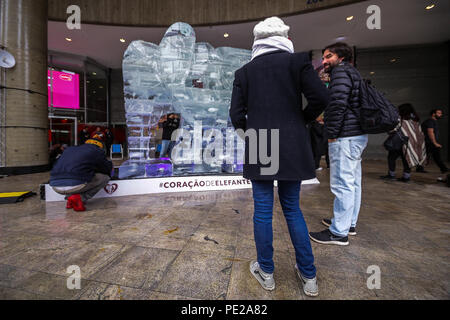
[92,72,96,76]
[65,38,72,42]
[346,16,354,21]
[120,38,126,43]
[426,4,435,10]
[99,86,103,89]
[224,33,229,38]
[370,71,375,75]
[390,58,397,63]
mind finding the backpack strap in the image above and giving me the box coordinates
[342,67,361,116]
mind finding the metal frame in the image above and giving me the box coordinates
[110,144,124,160]
[48,50,110,126]
[0,64,5,167]
[0,0,7,167]
[48,115,78,147]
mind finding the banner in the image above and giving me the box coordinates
[45,175,319,202]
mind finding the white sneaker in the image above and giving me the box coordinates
[316,167,323,171]
[295,264,318,297]
[250,261,275,291]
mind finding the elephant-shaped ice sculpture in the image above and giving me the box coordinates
[119,22,251,179]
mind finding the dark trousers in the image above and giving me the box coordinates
[313,150,329,169]
[427,145,448,173]
[388,150,410,173]
[314,151,330,169]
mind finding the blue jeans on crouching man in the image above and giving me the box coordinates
[251,180,316,279]
[328,135,368,237]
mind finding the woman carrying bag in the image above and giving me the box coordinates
[381,103,426,182]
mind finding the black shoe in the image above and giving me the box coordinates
[397,177,410,183]
[321,219,357,236]
[416,167,428,173]
[309,229,349,246]
[321,219,332,227]
[380,175,396,180]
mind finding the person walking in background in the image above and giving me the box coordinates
[422,108,448,175]
[309,42,368,246]
[309,114,329,171]
[230,17,330,297]
[380,103,426,182]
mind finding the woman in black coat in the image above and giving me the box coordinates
[229,16,330,296]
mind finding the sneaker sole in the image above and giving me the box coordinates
[249,262,275,291]
[309,234,349,246]
[294,266,318,297]
[321,220,357,236]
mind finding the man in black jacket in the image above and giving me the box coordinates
[309,42,368,246]
[79,127,90,145]
[50,135,113,211]
[158,113,181,158]
[230,16,330,297]
[422,108,448,174]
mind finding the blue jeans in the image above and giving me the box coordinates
[251,180,316,279]
[328,135,368,237]
[160,140,171,158]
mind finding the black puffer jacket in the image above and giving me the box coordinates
[324,62,364,139]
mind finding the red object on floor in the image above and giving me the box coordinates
[67,194,86,212]
[66,198,74,209]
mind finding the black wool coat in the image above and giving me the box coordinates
[230,50,330,181]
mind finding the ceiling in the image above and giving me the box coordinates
[48,0,450,69]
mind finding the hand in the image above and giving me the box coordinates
[328,139,337,143]
[435,143,442,148]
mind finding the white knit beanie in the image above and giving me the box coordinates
[253,17,290,40]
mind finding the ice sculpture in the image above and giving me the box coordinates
[120,22,251,178]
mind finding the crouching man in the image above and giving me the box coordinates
[49,135,113,211]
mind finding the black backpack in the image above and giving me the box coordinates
[347,70,399,134]
[358,79,400,134]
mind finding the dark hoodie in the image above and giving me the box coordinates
[50,143,112,187]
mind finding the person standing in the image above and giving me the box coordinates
[92,127,105,140]
[159,113,180,158]
[230,17,330,296]
[105,128,114,155]
[310,114,329,170]
[422,108,448,174]
[79,127,90,145]
[309,42,368,246]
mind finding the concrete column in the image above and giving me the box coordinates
[0,0,49,173]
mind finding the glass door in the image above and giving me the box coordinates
[49,116,78,148]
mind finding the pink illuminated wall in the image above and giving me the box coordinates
[48,70,80,109]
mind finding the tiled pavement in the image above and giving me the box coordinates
[0,160,449,300]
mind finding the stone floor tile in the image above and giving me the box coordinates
[154,250,233,300]
[88,246,179,290]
